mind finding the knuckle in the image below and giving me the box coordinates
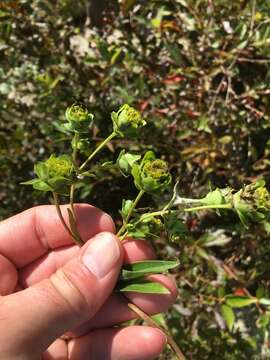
[48,268,91,321]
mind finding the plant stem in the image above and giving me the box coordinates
[70,184,75,216]
[52,192,83,246]
[79,131,117,171]
[127,302,186,360]
[137,209,175,223]
[173,197,202,206]
[117,189,145,238]
[53,192,75,238]
[70,132,79,217]
[184,204,232,212]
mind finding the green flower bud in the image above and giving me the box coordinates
[29,155,74,195]
[132,151,171,193]
[111,104,146,137]
[254,185,270,210]
[45,155,73,178]
[231,179,270,227]
[65,103,94,133]
[71,137,90,152]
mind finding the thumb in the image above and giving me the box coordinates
[0,232,122,356]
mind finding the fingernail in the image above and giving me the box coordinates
[101,212,116,233]
[82,232,120,279]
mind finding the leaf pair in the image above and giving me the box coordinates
[118,259,179,294]
[221,295,259,331]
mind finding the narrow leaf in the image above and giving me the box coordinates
[221,304,235,331]
[119,281,170,294]
[121,260,179,280]
[259,298,270,306]
[225,295,257,308]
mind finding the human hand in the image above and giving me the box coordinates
[0,204,177,360]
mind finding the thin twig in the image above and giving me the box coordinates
[128,302,186,360]
[79,132,117,171]
[117,189,145,237]
[249,0,256,38]
[70,132,79,218]
[53,192,76,239]
[52,192,83,246]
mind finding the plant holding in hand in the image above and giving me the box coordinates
[23,102,270,360]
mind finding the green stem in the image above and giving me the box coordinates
[79,131,117,171]
[174,197,202,205]
[127,302,186,360]
[185,204,233,212]
[52,192,83,246]
[70,184,75,216]
[138,209,175,223]
[117,189,145,238]
[53,192,75,238]
[70,132,79,217]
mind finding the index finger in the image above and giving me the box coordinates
[0,204,115,267]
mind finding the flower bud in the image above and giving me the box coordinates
[30,155,74,195]
[231,179,270,227]
[45,154,73,178]
[65,103,94,133]
[132,151,171,193]
[71,137,90,152]
[111,104,146,137]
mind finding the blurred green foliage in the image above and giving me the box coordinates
[1,0,270,358]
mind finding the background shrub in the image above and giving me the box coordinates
[1,0,270,358]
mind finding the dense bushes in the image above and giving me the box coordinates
[1,1,270,358]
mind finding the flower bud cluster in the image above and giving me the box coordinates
[22,154,74,195]
[232,179,270,227]
[200,179,270,228]
[111,104,146,137]
[65,103,94,133]
[117,150,171,193]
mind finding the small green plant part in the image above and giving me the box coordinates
[23,103,270,360]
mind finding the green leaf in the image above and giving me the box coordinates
[198,230,231,247]
[121,260,179,280]
[125,222,148,239]
[151,313,168,329]
[196,246,209,260]
[21,179,53,192]
[119,281,170,294]
[259,298,270,306]
[33,180,53,192]
[225,295,257,308]
[121,199,134,221]
[197,116,211,133]
[164,213,189,243]
[21,179,40,186]
[48,176,70,189]
[258,313,270,328]
[221,304,235,331]
[201,189,226,206]
[117,150,141,176]
[34,162,49,179]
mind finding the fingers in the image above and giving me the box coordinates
[18,239,176,337]
[122,239,156,262]
[0,233,122,357]
[0,255,17,295]
[68,326,166,360]
[70,274,177,337]
[20,239,156,286]
[0,204,115,267]
[43,339,67,360]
